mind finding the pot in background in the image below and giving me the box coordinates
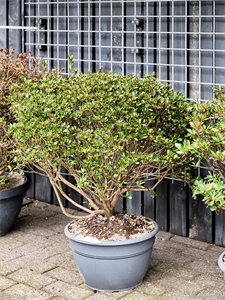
[0,174,28,236]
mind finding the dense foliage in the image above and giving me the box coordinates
[10,70,192,217]
[176,86,225,212]
[0,48,44,185]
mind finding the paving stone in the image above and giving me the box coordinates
[192,272,225,288]
[15,215,59,229]
[44,204,65,214]
[118,291,156,300]
[0,275,17,290]
[153,276,206,296]
[0,237,24,251]
[156,231,174,241]
[79,284,131,299]
[151,248,195,266]
[11,233,52,249]
[4,283,53,300]
[159,291,200,300]
[0,255,57,275]
[19,206,57,219]
[181,245,220,261]
[170,235,212,250]
[43,242,71,254]
[45,253,77,271]
[144,262,177,282]
[145,263,201,282]
[8,220,56,238]
[85,293,116,300]
[0,262,22,276]
[0,249,24,263]
[43,280,93,299]
[135,281,168,297]
[186,259,222,276]
[8,268,56,289]
[44,267,83,285]
[45,232,68,245]
[8,241,66,262]
[208,244,225,254]
[154,238,188,251]
[197,287,225,300]
[0,291,24,300]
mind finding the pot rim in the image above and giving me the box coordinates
[0,173,28,200]
[64,217,159,246]
[218,251,225,272]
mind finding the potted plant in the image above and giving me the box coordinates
[176,86,225,277]
[9,69,192,291]
[0,49,44,236]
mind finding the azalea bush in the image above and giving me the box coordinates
[0,49,45,189]
[0,49,44,175]
[176,86,225,212]
[9,70,192,218]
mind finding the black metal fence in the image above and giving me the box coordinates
[1,0,225,246]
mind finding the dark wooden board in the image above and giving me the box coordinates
[189,167,214,243]
[25,171,35,199]
[169,179,188,236]
[156,178,169,231]
[67,174,82,211]
[215,213,225,247]
[143,179,155,221]
[52,167,67,207]
[115,196,124,213]
[127,190,142,216]
[34,170,52,204]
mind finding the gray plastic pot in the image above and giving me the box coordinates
[218,251,225,279]
[0,174,28,236]
[64,218,159,292]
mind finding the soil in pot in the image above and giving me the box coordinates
[0,172,25,190]
[68,213,156,242]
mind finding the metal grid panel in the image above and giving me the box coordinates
[24,0,225,101]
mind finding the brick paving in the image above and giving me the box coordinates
[1,200,225,300]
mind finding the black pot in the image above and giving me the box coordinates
[0,174,28,236]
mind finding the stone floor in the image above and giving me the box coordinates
[0,200,225,300]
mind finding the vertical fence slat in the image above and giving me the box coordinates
[127,190,142,216]
[189,167,214,243]
[67,175,82,211]
[215,214,225,247]
[35,170,52,204]
[52,167,67,207]
[169,180,188,236]
[115,196,124,213]
[156,179,169,231]
[25,171,35,199]
[143,179,155,221]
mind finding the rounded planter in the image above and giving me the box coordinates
[218,251,225,279]
[64,218,159,292]
[0,174,28,236]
